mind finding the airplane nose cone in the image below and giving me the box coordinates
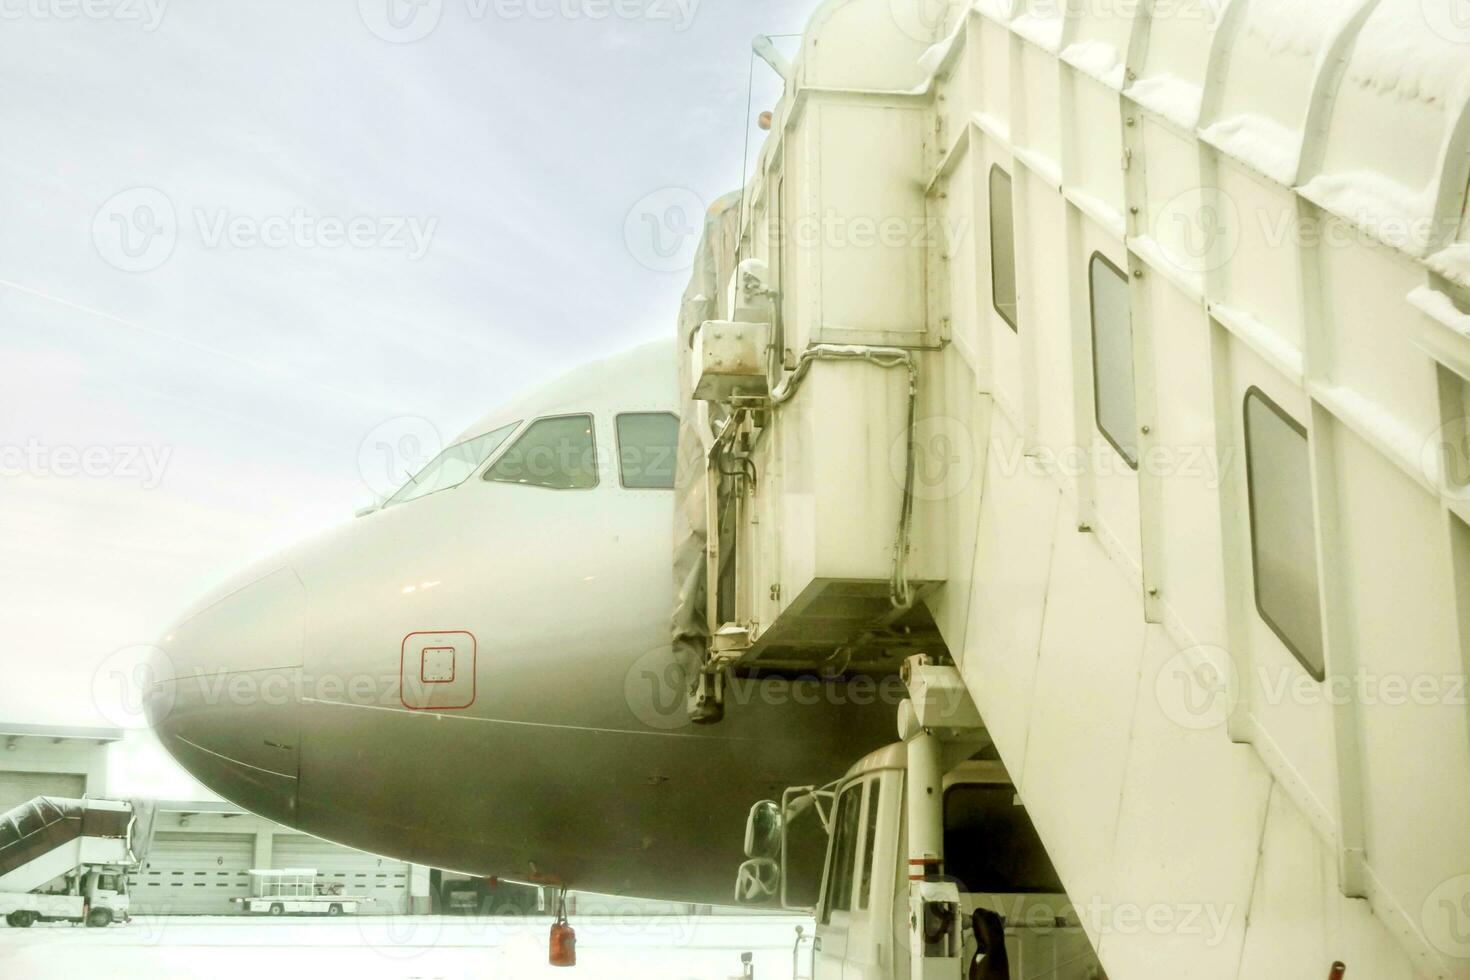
[150,564,307,825]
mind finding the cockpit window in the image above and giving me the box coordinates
[384,421,520,508]
[485,414,598,490]
[615,413,678,489]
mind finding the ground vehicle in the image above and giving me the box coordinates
[0,797,149,928]
[233,869,362,916]
[1,868,132,929]
[737,660,1103,979]
[433,870,541,916]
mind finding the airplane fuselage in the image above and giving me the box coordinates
[150,341,895,902]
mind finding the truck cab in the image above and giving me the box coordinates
[796,745,1101,980]
[80,869,130,926]
[735,660,1105,980]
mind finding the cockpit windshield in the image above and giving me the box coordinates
[384,421,520,507]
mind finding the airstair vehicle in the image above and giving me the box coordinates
[0,796,152,928]
[671,0,1470,977]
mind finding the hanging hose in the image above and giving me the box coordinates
[892,356,919,610]
[769,344,920,610]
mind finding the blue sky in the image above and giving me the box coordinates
[0,0,804,757]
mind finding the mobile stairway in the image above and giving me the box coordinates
[0,797,153,927]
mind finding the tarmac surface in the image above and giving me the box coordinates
[0,913,811,980]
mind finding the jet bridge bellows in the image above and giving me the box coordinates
[674,0,1470,977]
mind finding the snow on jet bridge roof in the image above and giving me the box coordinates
[909,0,1470,279]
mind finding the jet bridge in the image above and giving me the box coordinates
[673,1,1470,978]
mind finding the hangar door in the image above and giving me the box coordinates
[0,771,85,812]
[274,835,409,913]
[129,832,254,915]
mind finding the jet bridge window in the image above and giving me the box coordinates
[615,412,679,489]
[485,414,598,490]
[1089,253,1138,468]
[943,785,1063,894]
[1244,388,1325,680]
[385,421,520,507]
[989,165,1018,331]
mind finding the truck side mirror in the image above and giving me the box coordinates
[734,857,780,904]
[743,800,781,860]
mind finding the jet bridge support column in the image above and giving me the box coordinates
[898,656,985,979]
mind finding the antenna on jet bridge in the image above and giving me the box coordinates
[737,33,798,270]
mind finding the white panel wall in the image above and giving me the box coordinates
[732,1,1470,976]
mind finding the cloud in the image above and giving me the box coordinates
[0,0,815,751]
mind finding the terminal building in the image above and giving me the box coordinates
[0,722,428,916]
[2,722,712,918]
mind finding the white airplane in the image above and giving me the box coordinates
[146,339,896,903]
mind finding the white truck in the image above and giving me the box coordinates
[233,869,362,916]
[735,658,1105,980]
[0,796,151,929]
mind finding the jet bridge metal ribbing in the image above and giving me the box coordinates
[672,0,1470,977]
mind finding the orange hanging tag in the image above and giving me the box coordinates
[549,890,576,968]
